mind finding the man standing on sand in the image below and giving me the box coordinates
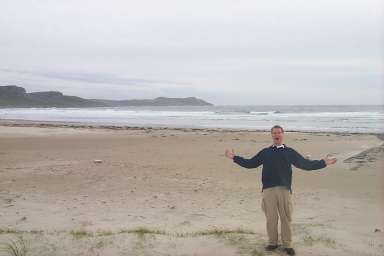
[225,125,337,256]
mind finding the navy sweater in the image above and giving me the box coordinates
[233,144,326,191]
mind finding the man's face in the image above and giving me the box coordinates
[271,128,284,145]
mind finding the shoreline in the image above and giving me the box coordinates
[1,119,383,138]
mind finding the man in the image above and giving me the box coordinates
[224,125,336,256]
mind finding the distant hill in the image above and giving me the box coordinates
[0,85,213,107]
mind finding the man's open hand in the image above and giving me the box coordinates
[323,155,337,165]
[225,149,235,159]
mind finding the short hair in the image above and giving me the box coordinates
[271,125,284,133]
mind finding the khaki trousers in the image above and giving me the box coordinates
[261,186,293,247]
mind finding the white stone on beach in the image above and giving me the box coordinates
[94,159,103,163]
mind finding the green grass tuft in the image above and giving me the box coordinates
[0,229,19,235]
[192,228,256,237]
[69,229,93,239]
[119,227,166,237]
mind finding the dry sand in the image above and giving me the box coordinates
[0,122,383,256]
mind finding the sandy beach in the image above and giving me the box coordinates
[0,122,383,256]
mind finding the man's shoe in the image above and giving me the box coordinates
[283,247,295,256]
[265,244,279,251]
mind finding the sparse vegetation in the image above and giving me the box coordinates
[0,229,19,235]
[0,227,268,256]
[0,229,43,235]
[0,227,348,256]
[0,236,28,256]
[95,230,114,236]
[1,227,258,238]
[303,234,336,248]
[70,229,92,239]
[192,228,256,237]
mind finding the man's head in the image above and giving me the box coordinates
[271,125,284,145]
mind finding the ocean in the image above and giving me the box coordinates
[1,105,383,133]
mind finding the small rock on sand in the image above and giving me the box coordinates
[94,159,103,163]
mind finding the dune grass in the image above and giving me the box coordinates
[0,227,264,255]
[60,227,257,238]
[0,236,28,256]
[69,229,92,239]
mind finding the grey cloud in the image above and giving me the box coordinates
[0,0,383,105]
[0,68,189,87]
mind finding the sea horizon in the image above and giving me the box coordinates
[1,104,383,133]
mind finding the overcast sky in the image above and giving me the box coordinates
[1,0,383,105]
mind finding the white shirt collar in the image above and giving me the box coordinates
[272,144,285,148]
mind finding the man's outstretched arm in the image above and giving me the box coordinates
[289,148,337,170]
[225,149,264,169]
